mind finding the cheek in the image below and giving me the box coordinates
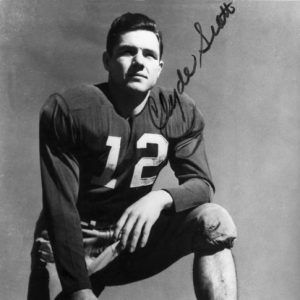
[110,62,128,81]
[149,65,162,79]
[116,58,131,72]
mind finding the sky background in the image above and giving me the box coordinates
[1,0,300,299]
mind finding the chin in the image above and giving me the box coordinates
[126,82,153,94]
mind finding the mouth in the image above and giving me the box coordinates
[128,73,148,79]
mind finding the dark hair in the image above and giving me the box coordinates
[106,12,163,58]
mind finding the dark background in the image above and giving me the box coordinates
[1,0,299,299]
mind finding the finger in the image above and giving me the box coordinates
[38,250,54,263]
[40,230,49,240]
[82,228,101,237]
[120,214,138,250]
[114,211,130,240]
[35,237,49,244]
[39,242,52,252]
[140,221,153,248]
[83,237,98,246]
[37,238,52,252]
[128,218,145,253]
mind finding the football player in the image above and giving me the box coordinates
[28,12,237,300]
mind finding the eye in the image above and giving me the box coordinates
[121,49,134,56]
[144,51,158,59]
[146,53,156,59]
[116,47,136,57]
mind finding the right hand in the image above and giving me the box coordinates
[114,190,173,252]
[69,289,98,300]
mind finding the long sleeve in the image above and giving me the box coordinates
[165,103,215,212]
[39,93,91,294]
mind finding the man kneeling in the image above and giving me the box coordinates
[28,12,237,300]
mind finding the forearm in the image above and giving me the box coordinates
[69,288,98,300]
[45,207,91,293]
[41,151,91,293]
[163,178,211,212]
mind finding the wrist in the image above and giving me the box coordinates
[69,288,95,300]
[153,190,174,210]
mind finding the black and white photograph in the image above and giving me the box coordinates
[0,0,299,299]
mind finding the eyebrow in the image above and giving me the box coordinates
[116,45,159,59]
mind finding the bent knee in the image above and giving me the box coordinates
[192,203,237,251]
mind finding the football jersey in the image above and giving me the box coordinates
[38,83,214,293]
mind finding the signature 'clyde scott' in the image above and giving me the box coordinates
[148,1,236,130]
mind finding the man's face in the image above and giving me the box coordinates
[104,30,163,94]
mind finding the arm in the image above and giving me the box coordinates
[114,189,173,252]
[165,103,215,212]
[40,94,92,295]
[112,123,212,252]
[113,101,213,253]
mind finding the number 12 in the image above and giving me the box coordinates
[95,133,168,189]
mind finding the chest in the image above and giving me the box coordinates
[79,106,170,189]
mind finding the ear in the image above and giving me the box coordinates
[102,51,110,71]
[157,60,164,77]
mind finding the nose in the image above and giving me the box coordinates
[132,49,144,66]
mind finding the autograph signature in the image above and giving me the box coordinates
[148,2,236,129]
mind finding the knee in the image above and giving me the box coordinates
[192,203,237,251]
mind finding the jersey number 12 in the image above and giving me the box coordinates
[95,133,169,189]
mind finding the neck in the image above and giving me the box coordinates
[108,81,150,118]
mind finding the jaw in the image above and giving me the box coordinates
[107,78,151,114]
[125,81,152,94]
[110,75,155,97]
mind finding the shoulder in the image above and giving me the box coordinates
[56,83,111,111]
[152,86,196,105]
[41,83,112,120]
[40,83,114,138]
[148,86,205,137]
[151,86,204,117]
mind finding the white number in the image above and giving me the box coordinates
[130,133,168,188]
[95,136,121,189]
[95,134,168,189]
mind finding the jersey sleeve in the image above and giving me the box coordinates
[39,93,91,294]
[165,101,215,212]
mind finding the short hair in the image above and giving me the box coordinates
[106,12,163,59]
